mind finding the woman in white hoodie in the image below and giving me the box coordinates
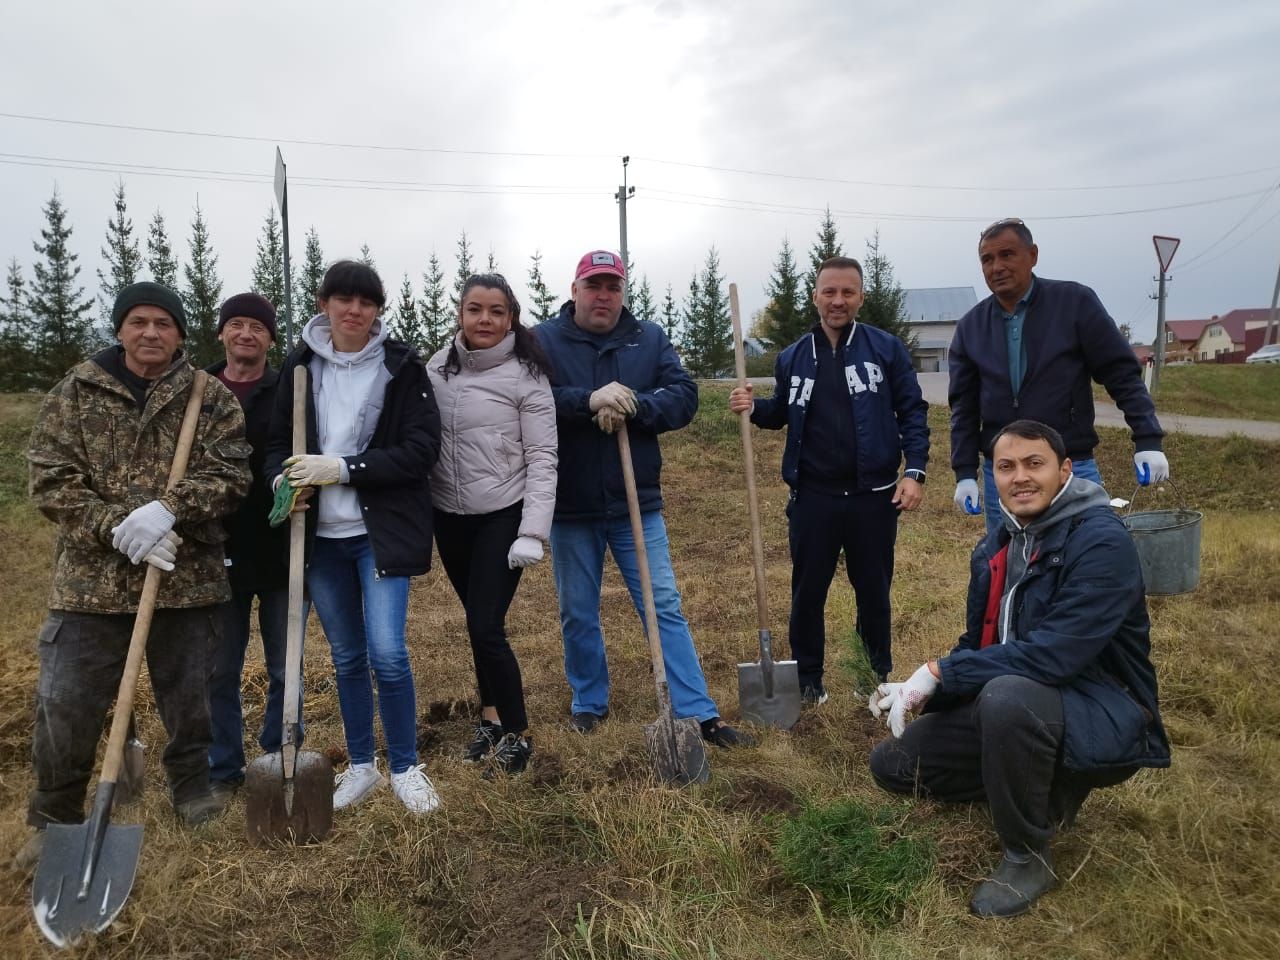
[428,274,557,775]
[266,260,442,814]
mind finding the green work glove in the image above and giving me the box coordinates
[268,475,302,527]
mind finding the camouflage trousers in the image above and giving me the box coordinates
[27,606,219,828]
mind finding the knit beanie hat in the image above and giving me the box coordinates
[218,292,279,341]
[111,282,187,337]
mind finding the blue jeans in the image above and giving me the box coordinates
[550,512,718,723]
[982,456,1104,535]
[305,535,417,774]
[209,587,296,784]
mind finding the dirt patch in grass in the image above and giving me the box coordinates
[465,860,605,960]
[722,776,800,816]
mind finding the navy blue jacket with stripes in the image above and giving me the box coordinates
[750,322,930,492]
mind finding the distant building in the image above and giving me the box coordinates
[901,286,979,372]
[1163,319,1208,363]
[743,337,770,358]
[1193,309,1273,362]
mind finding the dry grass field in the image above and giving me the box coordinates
[1,387,1277,958]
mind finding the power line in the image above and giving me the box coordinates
[1175,179,1280,269]
[1175,204,1280,278]
[4,110,1278,194]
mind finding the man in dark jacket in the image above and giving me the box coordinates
[868,419,1170,918]
[729,256,929,701]
[205,293,291,797]
[533,250,752,748]
[948,220,1169,533]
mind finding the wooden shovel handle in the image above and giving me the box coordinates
[730,283,771,633]
[100,371,209,785]
[282,368,307,738]
[616,423,674,716]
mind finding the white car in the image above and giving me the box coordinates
[1244,343,1280,364]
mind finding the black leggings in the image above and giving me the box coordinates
[433,503,528,733]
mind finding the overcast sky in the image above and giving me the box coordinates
[3,0,1278,343]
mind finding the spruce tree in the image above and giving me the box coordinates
[680,272,701,362]
[631,274,656,324]
[486,249,500,273]
[659,284,680,343]
[527,250,558,322]
[0,258,33,391]
[182,203,223,367]
[860,229,917,348]
[296,226,325,319]
[390,273,427,352]
[29,190,95,386]
[420,252,450,354]
[97,179,141,325]
[680,247,732,378]
[146,210,179,289]
[760,237,807,345]
[804,208,844,327]
[250,207,288,310]
[358,244,375,268]
[450,232,473,311]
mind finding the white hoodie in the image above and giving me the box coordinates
[301,313,390,538]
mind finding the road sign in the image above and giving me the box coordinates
[273,148,286,212]
[1153,235,1180,274]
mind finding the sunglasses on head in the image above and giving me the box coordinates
[980,217,1026,241]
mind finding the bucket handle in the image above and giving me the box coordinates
[1125,477,1189,517]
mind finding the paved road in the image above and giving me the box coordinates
[914,373,1280,442]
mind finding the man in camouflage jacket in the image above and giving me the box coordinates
[17,282,251,867]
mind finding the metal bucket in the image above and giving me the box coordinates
[1121,482,1202,596]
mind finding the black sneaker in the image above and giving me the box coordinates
[463,720,504,763]
[801,684,829,708]
[569,710,608,734]
[486,733,533,777]
[700,718,757,748]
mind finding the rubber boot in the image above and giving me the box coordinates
[969,847,1057,918]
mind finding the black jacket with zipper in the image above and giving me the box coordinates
[264,338,441,577]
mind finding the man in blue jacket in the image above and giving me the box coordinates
[948,219,1169,533]
[868,419,1170,918]
[729,256,929,703]
[534,250,753,748]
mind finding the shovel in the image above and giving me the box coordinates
[245,367,333,845]
[729,283,802,730]
[33,371,208,949]
[616,424,709,786]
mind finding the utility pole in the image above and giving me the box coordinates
[1151,236,1180,394]
[1265,255,1280,348]
[615,155,635,305]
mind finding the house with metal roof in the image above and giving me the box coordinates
[901,286,979,372]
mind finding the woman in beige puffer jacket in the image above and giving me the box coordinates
[427,273,557,775]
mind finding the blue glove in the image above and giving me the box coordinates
[1134,451,1170,486]
[953,479,982,515]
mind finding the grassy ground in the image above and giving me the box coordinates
[1,387,1278,958]
[1093,363,1280,421]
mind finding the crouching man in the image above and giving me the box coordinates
[14,282,251,870]
[868,419,1169,917]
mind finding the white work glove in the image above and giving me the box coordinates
[869,681,904,721]
[111,500,177,564]
[142,530,183,572]
[284,454,343,487]
[1134,451,1169,486]
[887,662,940,738]
[593,407,627,435]
[507,536,544,569]
[954,478,982,515]
[588,381,637,416]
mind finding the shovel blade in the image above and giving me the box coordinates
[244,750,334,846]
[33,822,143,949]
[644,715,710,786]
[737,658,802,730]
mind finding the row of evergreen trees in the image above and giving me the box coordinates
[0,183,915,391]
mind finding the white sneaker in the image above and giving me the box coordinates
[333,762,385,810]
[390,764,441,815]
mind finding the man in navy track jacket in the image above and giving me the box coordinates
[730,256,929,702]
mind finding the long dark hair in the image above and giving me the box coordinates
[442,273,552,379]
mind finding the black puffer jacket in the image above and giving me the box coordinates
[264,338,441,577]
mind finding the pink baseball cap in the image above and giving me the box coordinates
[574,250,626,282]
